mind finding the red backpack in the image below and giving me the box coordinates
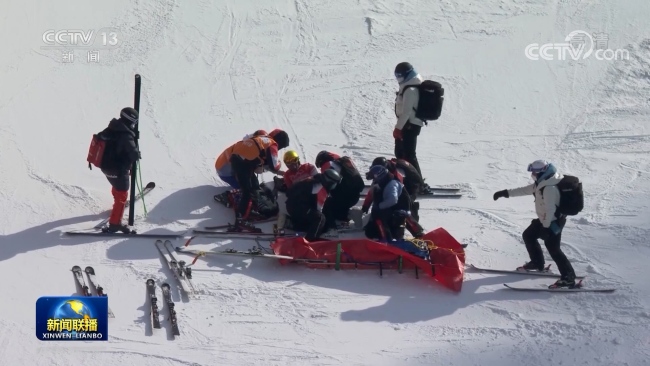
[86,130,113,170]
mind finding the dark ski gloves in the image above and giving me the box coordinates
[493,190,509,200]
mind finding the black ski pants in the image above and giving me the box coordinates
[230,156,260,218]
[287,207,326,241]
[394,123,422,177]
[323,185,361,228]
[522,218,576,280]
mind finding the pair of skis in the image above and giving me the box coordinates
[146,279,179,337]
[64,182,185,239]
[71,266,115,317]
[155,240,195,295]
[362,185,463,199]
[175,245,295,265]
[469,264,616,293]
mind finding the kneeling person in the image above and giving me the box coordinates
[363,165,416,241]
[285,169,341,241]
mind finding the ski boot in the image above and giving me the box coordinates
[273,224,286,237]
[516,261,549,272]
[549,276,579,289]
[229,216,262,233]
[102,223,136,234]
[213,190,233,208]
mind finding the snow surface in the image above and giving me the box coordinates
[2,0,650,365]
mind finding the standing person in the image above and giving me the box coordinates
[314,150,365,229]
[274,150,318,230]
[393,61,425,178]
[93,107,141,233]
[285,169,342,241]
[214,130,288,222]
[493,160,578,288]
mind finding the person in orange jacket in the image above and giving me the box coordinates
[215,129,289,220]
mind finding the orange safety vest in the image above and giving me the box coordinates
[215,136,275,171]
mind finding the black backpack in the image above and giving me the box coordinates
[400,80,445,123]
[543,175,584,216]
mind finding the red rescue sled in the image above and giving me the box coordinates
[270,227,465,292]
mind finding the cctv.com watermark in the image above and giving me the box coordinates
[525,30,630,61]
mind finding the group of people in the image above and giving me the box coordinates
[89,61,582,289]
[213,133,427,242]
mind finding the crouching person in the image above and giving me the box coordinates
[363,165,415,241]
[285,169,342,241]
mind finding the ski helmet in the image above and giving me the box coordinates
[527,159,549,179]
[394,62,414,82]
[315,150,334,168]
[283,150,300,166]
[269,129,289,150]
[371,157,387,167]
[366,165,388,182]
[120,107,139,129]
[319,169,342,191]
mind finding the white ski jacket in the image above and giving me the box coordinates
[507,172,563,228]
[395,74,425,130]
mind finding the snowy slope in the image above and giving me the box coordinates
[1,0,650,364]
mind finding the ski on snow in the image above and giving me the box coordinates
[160,283,180,337]
[155,240,194,295]
[175,246,295,264]
[469,264,586,279]
[84,266,115,317]
[146,279,161,329]
[72,265,91,296]
[94,182,156,229]
[64,230,184,239]
[503,283,616,293]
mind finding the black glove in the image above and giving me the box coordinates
[493,190,508,201]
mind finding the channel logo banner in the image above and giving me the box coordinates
[36,296,108,341]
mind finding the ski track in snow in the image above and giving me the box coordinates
[2,0,650,365]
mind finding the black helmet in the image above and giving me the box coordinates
[318,169,342,191]
[120,107,139,129]
[366,165,388,182]
[269,129,289,150]
[394,62,414,78]
[315,150,334,168]
[371,157,387,167]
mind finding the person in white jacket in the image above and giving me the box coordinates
[493,160,577,288]
[393,62,425,179]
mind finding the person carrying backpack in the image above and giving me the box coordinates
[493,160,584,289]
[392,62,445,186]
[88,107,141,233]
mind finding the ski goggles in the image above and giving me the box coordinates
[527,160,548,174]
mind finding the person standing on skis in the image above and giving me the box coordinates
[393,62,425,179]
[97,107,141,233]
[493,159,577,288]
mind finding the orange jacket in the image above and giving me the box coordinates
[215,136,280,177]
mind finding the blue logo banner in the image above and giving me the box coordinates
[35,296,108,341]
